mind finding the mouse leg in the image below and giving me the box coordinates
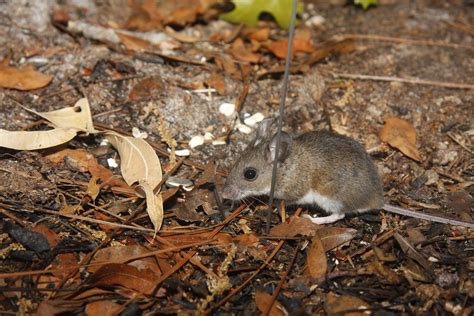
[303,213,345,224]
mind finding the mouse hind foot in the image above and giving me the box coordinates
[303,212,345,224]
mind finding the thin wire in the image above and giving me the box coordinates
[266,0,298,233]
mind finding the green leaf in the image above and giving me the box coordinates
[220,0,303,30]
[354,0,378,10]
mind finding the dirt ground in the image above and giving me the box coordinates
[0,0,473,315]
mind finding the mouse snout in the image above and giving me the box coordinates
[221,184,241,200]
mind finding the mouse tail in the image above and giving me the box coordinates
[382,204,474,228]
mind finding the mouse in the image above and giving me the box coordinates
[221,119,474,228]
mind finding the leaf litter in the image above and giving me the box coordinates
[1,0,473,315]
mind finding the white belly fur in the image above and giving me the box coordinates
[296,190,343,214]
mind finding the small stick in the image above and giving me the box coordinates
[339,33,474,51]
[262,240,300,316]
[332,72,474,90]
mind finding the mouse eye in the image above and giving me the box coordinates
[243,167,258,181]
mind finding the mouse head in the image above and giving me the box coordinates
[221,119,293,201]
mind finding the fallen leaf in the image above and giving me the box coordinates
[255,291,286,316]
[325,292,370,316]
[84,301,122,316]
[23,98,97,133]
[105,132,162,190]
[233,233,259,247]
[117,32,153,51]
[90,245,161,274]
[270,216,320,237]
[205,72,226,95]
[317,227,357,251]
[45,149,132,193]
[220,0,303,30]
[128,78,163,100]
[246,28,270,42]
[0,128,77,150]
[89,263,159,295]
[138,181,164,232]
[0,64,52,90]
[379,116,421,161]
[266,35,315,60]
[229,38,261,63]
[165,26,199,43]
[306,235,327,280]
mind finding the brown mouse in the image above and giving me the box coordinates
[221,119,474,228]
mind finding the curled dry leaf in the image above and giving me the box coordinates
[89,263,159,295]
[255,291,286,316]
[325,292,370,316]
[0,64,52,90]
[317,227,357,252]
[138,180,164,232]
[105,132,163,232]
[307,235,327,280]
[229,38,261,63]
[84,301,122,316]
[379,116,421,161]
[0,128,77,150]
[105,132,162,190]
[23,98,97,133]
[270,216,320,237]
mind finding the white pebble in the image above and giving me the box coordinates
[212,139,227,146]
[132,127,148,139]
[203,132,214,141]
[305,15,325,28]
[107,158,118,168]
[175,149,190,157]
[189,135,204,148]
[243,112,265,127]
[237,123,252,134]
[219,102,236,117]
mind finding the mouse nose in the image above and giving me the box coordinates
[221,184,240,200]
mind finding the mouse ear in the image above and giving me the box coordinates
[265,131,292,164]
[251,118,273,147]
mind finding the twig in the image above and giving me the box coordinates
[331,72,474,90]
[339,34,474,51]
[204,208,302,314]
[262,240,300,316]
[150,204,248,295]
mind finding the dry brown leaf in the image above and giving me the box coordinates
[24,98,97,133]
[307,235,327,279]
[105,132,162,190]
[84,301,122,316]
[317,227,357,251]
[89,245,161,274]
[325,292,370,316]
[117,32,153,51]
[0,64,52,90]
[266,34,315,60]
[247,28,270,42]
[105,132,163,231]
[379,116,421,161]
[205,72,226,95]
[233,233,259,247]
[86,176,100,201]
[229,38,261,63]
[255,291,286,316]
[0,128,77,150]
[89,263,159,295]
[45,148,132,192]
[128,78,163,100]
[270,216,320,237]
[165,25,199,43]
